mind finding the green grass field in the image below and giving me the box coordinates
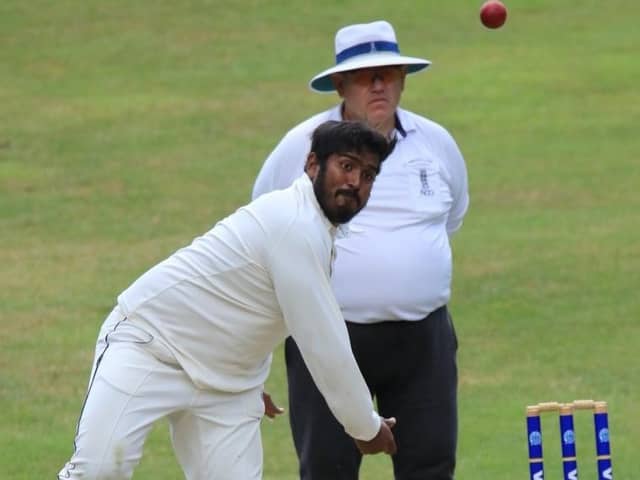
[1,1,638,478]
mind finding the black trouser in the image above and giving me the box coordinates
[285,305,458,480]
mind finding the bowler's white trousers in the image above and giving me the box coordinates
[58,307,264,480]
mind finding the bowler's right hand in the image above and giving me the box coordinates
[354,417,397,455]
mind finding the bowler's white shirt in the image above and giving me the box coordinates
[117,175,380,441]
[253,105,469,323]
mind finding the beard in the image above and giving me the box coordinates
[313,164,362,225]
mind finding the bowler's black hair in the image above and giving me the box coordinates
[309,120,396,174]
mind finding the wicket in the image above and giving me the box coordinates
[526,400,612,480]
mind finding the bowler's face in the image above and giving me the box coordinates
[332,66,406,131]
[306,151,381,225]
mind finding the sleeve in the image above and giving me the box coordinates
[252,130,312,200]
[266,227,381,441]
[441,131,470,236]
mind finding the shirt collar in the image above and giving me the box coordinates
[336,223,350,238]
[332,104,414,140]
[393,112,407,138]
[394,107,417,137]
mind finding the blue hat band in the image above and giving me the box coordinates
[335,41,399,64]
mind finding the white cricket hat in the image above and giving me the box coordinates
[309,20,431,93]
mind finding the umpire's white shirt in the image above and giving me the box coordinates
[117,175,380,441]
[253,105,470,323]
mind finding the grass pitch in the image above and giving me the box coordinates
[1,1,638,478]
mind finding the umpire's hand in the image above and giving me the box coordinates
[354,417,397,455]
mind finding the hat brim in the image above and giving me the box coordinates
[309,53,431,93]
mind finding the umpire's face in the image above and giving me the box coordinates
[332,65,406,133]
[306,150,380,225]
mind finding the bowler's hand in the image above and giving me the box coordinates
[354,417,397,455]
[262,391,285,419]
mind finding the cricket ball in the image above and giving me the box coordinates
[480,0,507,29]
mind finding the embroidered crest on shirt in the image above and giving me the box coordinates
[419,168,434,196]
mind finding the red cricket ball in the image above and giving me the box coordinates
[480,0,508,29]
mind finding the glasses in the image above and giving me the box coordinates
[343,66,405,86]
